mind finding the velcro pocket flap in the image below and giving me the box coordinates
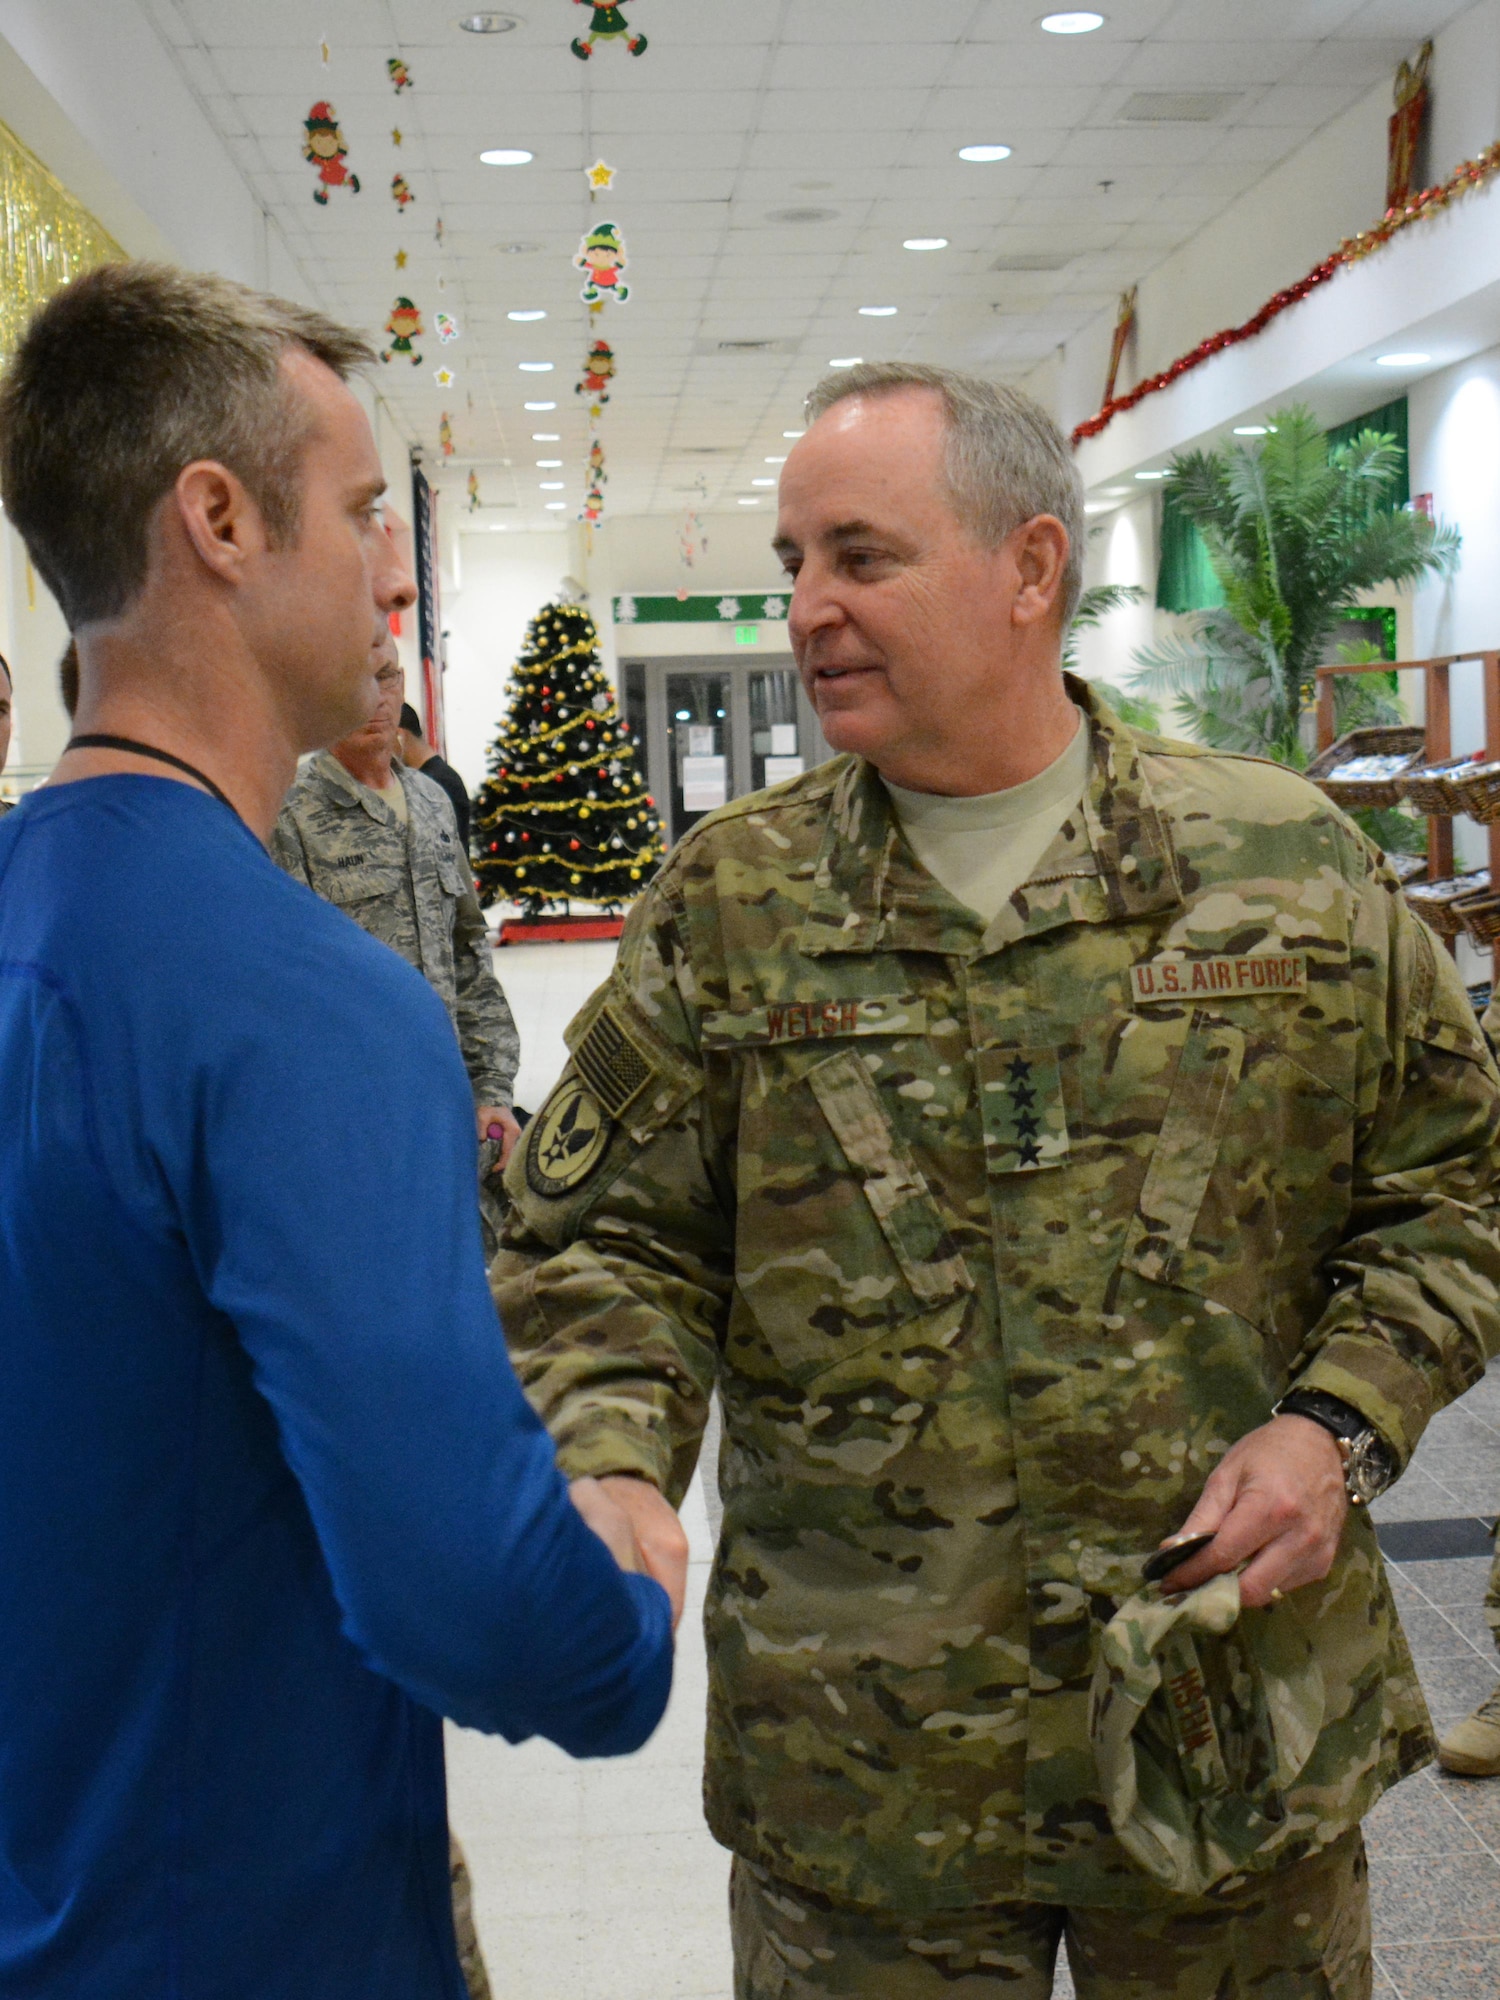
[1122,1011,1245,1286]
[808,1050,972,1306]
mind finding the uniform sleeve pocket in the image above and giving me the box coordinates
[1121,1011,1245,1287]
[808,1050,972,1305]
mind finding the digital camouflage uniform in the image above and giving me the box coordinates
[493,686,1500,1951]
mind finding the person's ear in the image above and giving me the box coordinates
[1009,515,1070,629]
[170,459,269,587]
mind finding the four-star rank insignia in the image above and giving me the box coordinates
[525,1077,613,1196]
[976,1046,1071,1174]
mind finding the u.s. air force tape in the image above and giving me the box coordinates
[525,1078,613,1196]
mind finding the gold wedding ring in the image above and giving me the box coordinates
[1268,1587,1284,1605]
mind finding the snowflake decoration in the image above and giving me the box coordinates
[761,595,788,620]
[615,594,638,623]
[716,596,741,621]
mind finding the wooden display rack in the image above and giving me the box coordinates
[1315,650,1500,979]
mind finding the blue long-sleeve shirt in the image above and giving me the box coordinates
[0,776,672,1998]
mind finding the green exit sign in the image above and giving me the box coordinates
[734,624,759,645]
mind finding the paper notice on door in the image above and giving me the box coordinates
[682,755,728,810]
[687,725,715,756]
[764,756,805,785]
[770,724,798,756]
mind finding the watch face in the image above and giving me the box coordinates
[1348,1431,1393,1506]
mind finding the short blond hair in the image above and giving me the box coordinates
[805,362,1085,623]
[0,262,374,628]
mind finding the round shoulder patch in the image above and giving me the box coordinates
[525,1076,614,1197]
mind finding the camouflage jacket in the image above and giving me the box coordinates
[271,752,518,1105]
[492,684,1500,1913]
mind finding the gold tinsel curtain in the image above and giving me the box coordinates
[0,120,122,361]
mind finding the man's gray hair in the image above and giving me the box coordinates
[804,363,1085,625]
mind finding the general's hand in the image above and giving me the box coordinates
[598,1474,690,1632]
[1154,1414,1349,1609]
[568,1476,645,1576]
[477,1104,521,1168]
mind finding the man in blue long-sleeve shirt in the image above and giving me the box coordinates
[0,262,676,1998]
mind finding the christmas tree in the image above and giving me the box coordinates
[471,598,666,916]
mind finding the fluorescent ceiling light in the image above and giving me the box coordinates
[959,144,1012,162]
[859,305,898,317]
[1041,11,1105,32]
[545,502,566,510]
[751,478,776,487]
[532,432,560,441]
[540,481,565,490]
[518,361,554,372]
[1233,425,1269,436]
[524,400,557,411]
[765,455,787,463]
[1134,469,1168,479]
[459,13,520,31]
[738,498,760,506]
[904,237,948,251]
[1102,486,1131,496]
[508,309,547,321]
[1377,351,1430,366]
[783,430,804,439]
[830,356,863,368]
[536,459,563,467]
[480,148,533,166]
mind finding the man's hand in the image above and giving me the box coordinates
[477,1104,521,1168]
[1153,1414,1349,1609]
[568,1476,644,1575]
[598,1475,690,1632]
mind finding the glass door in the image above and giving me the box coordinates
[666,670,732,841]
[748,668,804,792]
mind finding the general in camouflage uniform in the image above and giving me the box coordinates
[272,748,518,1113]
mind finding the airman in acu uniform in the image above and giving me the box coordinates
[492,365,1500,1999]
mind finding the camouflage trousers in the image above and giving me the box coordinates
[449,1834,492,2000]
[730,1830,1370,2000]
[1486,1529,1500,1652]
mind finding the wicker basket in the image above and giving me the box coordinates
[1306,725,1427,808]
[1445,760,1500,825]
[1395,755,1482,815]
[1406,870,1490,937]
[1457,892,1500,945]
[1386,851,1428,886]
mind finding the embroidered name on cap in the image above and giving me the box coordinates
[1130,953,1306,1004]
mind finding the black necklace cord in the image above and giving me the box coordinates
[65,735,238,817]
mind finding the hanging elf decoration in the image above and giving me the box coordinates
[1388,40,1433,211]
[391,173,415,209]
[582,440,607,528]
[387,56,413,92]
[576,336,616,413]
[439,413,455,458]
[302,103,360,204]
[380,297,424,366]
[570,1,647,60]
[436,311,460,343]
[472,599,665,914]
[1101,285,1137,410]
[576,221,630,307]
[468,470,482,512]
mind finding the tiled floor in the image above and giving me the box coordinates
[457,938,1500,1999]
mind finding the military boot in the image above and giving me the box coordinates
[1438,1682,1500,1775]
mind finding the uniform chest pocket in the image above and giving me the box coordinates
[1120,1011,1245,1289]
[320,859,406,907]
[733,1045,972,1382]
[436,847,471,899]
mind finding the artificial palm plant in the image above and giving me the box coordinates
[1131,406,1459,765]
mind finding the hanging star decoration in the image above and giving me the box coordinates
[391,173,415,209]
[302,103,360,205]
[576,336,615,413]
[380,296,424,366]
[586,159,616,195]
[571,1,647,60]
[435,311,460,344]
[434,366,455,388]
[439,413,454,458]
[468,470,482,512]
[392,126,404,147]
[387,56,413,93]
[576,221,629,308]
[395,247,408,270]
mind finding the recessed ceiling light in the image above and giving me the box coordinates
[508,309,547,321]
[1233,425,1269,436]
[536,459,563,467]
[751,477,776,487]
[783,430,804,439]
[830,356,863,368]
[518,361,553,372]
[738,497,760,506]
[959,144,1012,163]
[1040,11,1105,32]
[1376,351,1430,367]
[459,13,520,32]
[480,148,533,166]
[540,481,565,490]
[1134,469,1168,480]
[904,237,948,251]
[545,501,566,510]
[859,306,898,317]
[524,400,557,411]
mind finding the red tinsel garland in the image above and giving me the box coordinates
[1071,138,1500,448]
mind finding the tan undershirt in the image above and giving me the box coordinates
[360,771,408,826]
[883,711,1090,925]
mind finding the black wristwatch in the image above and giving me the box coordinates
[1274,1388,1396,1507]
